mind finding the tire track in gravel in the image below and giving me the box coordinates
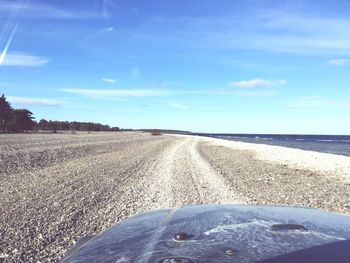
[140,136,248,208]
[175,137,248,205]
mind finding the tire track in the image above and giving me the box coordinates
[141,136,247,207]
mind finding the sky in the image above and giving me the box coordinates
[0,0,349,134]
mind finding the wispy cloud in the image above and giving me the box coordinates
[0,82,17,88]
[0,1,98,19]
[217,90,279,97]
[7,96,64,107]
[61,88,171,98]
[102,78,117,84]
[169,103,188,109]
[133,9,350,55]
[257,14,350,53]
[189,89,278,97]
[327,59,347,65]
[229,79,286,89]
[99,27,114,33]
[2,53,49,67]
[84,27,115,40]
[289,96,350,108]
[231,91,279,97]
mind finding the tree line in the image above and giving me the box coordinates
[0,94,120,133]
[37,119,120,132]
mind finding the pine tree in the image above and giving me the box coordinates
[8,109,35,132]
[0,94,13,132]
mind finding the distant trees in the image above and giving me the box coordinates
[0,94,13,132]
[8,109,35,132]
[0,95,35,132]
[37,119,116,132]
[0,94,121,133]
[38,119,50,130]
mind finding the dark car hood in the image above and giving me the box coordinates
[60,205,350,262]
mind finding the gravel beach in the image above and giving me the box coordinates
[1,132,350,262]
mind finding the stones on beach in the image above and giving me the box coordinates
[0,133,174,262]
[197,142,350,215]
[1,133,350,262]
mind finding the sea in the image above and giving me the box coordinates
[193,133,350,157]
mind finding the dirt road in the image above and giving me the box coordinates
[1,132,349,262]
[0,133,244,262]
[148,137,246,207]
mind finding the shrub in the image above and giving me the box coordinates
[151,129,162,136]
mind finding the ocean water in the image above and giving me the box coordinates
[194,134,350,157]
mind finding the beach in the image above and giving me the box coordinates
[1,132,350,262]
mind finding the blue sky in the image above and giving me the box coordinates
[0,0,349,134]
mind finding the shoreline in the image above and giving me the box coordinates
[173,134,350,180]
[196,138,350,214]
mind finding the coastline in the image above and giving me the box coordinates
[181,134,350,180]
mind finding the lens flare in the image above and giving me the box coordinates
[0,0,29,66]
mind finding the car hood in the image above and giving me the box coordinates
[60,205,350,262]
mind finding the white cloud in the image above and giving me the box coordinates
[102,78,117,84]
[101,27,114,33]
[169,103,188,109]
[61,88,171,98]
[229,79,286,89]
[7,96,64,107]
[2,53,49,67]
[289,96,350,108]
[327,59,347,65]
